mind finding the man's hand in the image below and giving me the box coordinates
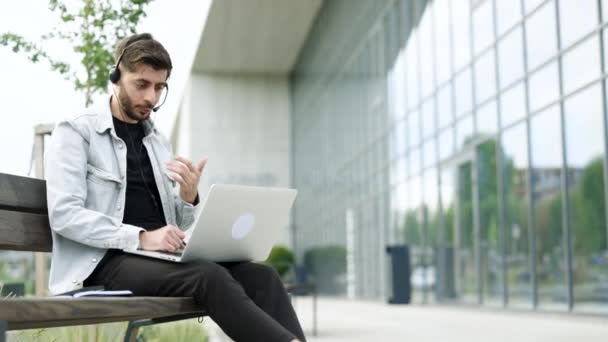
[166,156,208,204]
[139,225,186,252]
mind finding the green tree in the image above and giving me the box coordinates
[264,245,295,279]
[0,0,153,106]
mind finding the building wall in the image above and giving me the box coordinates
[180,72,292,244]
[291,0,608,314]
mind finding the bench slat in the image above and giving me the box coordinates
[0,209,52,252]
[0,173,47,214]
[0,297,203,330]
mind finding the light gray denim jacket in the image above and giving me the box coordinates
[45,98,199,295]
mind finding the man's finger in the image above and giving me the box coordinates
[175,156,195,171]
[196,158,208,174]
[167,162,195,184]
[168,171,186,186]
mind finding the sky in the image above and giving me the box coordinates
[0,0,209,177]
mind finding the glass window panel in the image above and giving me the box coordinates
[563,84,608,313]
[434,0,452,84]
[502,122,532,309]
[529,105,567,310]
[406,175,424,301]
[396,119,407,157]
[455,68,473,116]
[424,137,437,168]
[562,35,601,95]
[437,84,453,129]
[559,0,598,48]
[526,2,558,70]
[473,138,502,306]
[406,32,420,110]
[388,50,407,122]
[422,99,435,138]
[473,1,494,55]
[453,0,472,70]
[456,115,474,150]
[604,0,608,23]
[477,100,498,135]
[419,7,435,97]
[439,127,454,161]
[501,82,527,128]
[473,0,495,56]
[497,0,522,37]
[524,0,546,14]
[498,26,525,89]
[409,110,421,147]
[410,147,421,175]
[475,49,497,104]
[529,61,559,112]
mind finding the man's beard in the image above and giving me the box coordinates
[118,88,153,123]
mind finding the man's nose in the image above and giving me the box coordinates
[144,87,156,105]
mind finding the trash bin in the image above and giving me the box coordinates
[386,245,411,304]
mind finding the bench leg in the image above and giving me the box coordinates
[123,312,204,342]
[0,320,6,342]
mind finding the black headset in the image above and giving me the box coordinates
[109,36,169,112]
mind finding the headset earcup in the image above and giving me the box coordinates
[109,67,121,84]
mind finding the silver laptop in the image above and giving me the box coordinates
[124,184,297,262]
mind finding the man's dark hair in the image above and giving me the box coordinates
[114,33,172,79]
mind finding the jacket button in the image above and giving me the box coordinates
[72,280,77,284]
[118,142,124,149]
[92,258,97,263]
[116,205,121,211]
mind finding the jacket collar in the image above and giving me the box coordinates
[95,95,159,137]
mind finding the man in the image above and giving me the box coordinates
[45,33,305,342]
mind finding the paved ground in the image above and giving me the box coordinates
[204,296,608,342]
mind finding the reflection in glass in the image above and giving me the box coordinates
[564,84,608,313]
[500,82,526,128]
[434,0,452,85]
[477,100,498,135]
[437,84,453,129]
[456,115,474,150]
[525,2,558,70]
[410,147,421,176]
[562,35,600,95]
[452,0,472,70]
[502,122,532,308]
[409,110,421,148]
[424,137,436,169]
[422,99,435,138]
[419,6,435,97]
[529,62,559,112]
[439,127,454,162]
[477,139,502,306]
[524,0,546,14]
[437,167,456,301]
[405,175,424,303]
[387,49,406,122]
[558,0,598,48]
[423,168,439,303]
[455,68,473,116]
[498,26,524,89]
[473,0,494,56]
[496,0,521,37]
[475,49,497,105]
[406,31,420,110]
[530,105,567,310]
[455,159,477,303]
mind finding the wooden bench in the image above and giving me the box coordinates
[0,173,205,342]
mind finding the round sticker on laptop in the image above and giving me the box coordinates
[232,213,255,239]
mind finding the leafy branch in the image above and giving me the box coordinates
[0,0,154,106]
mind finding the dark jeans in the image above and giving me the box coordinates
[84,250,305,342]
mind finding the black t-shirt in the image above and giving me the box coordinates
[112,116,166,230]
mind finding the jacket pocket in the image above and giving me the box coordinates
[86,164,123,187]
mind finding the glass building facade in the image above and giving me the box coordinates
[291,0,608,314]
